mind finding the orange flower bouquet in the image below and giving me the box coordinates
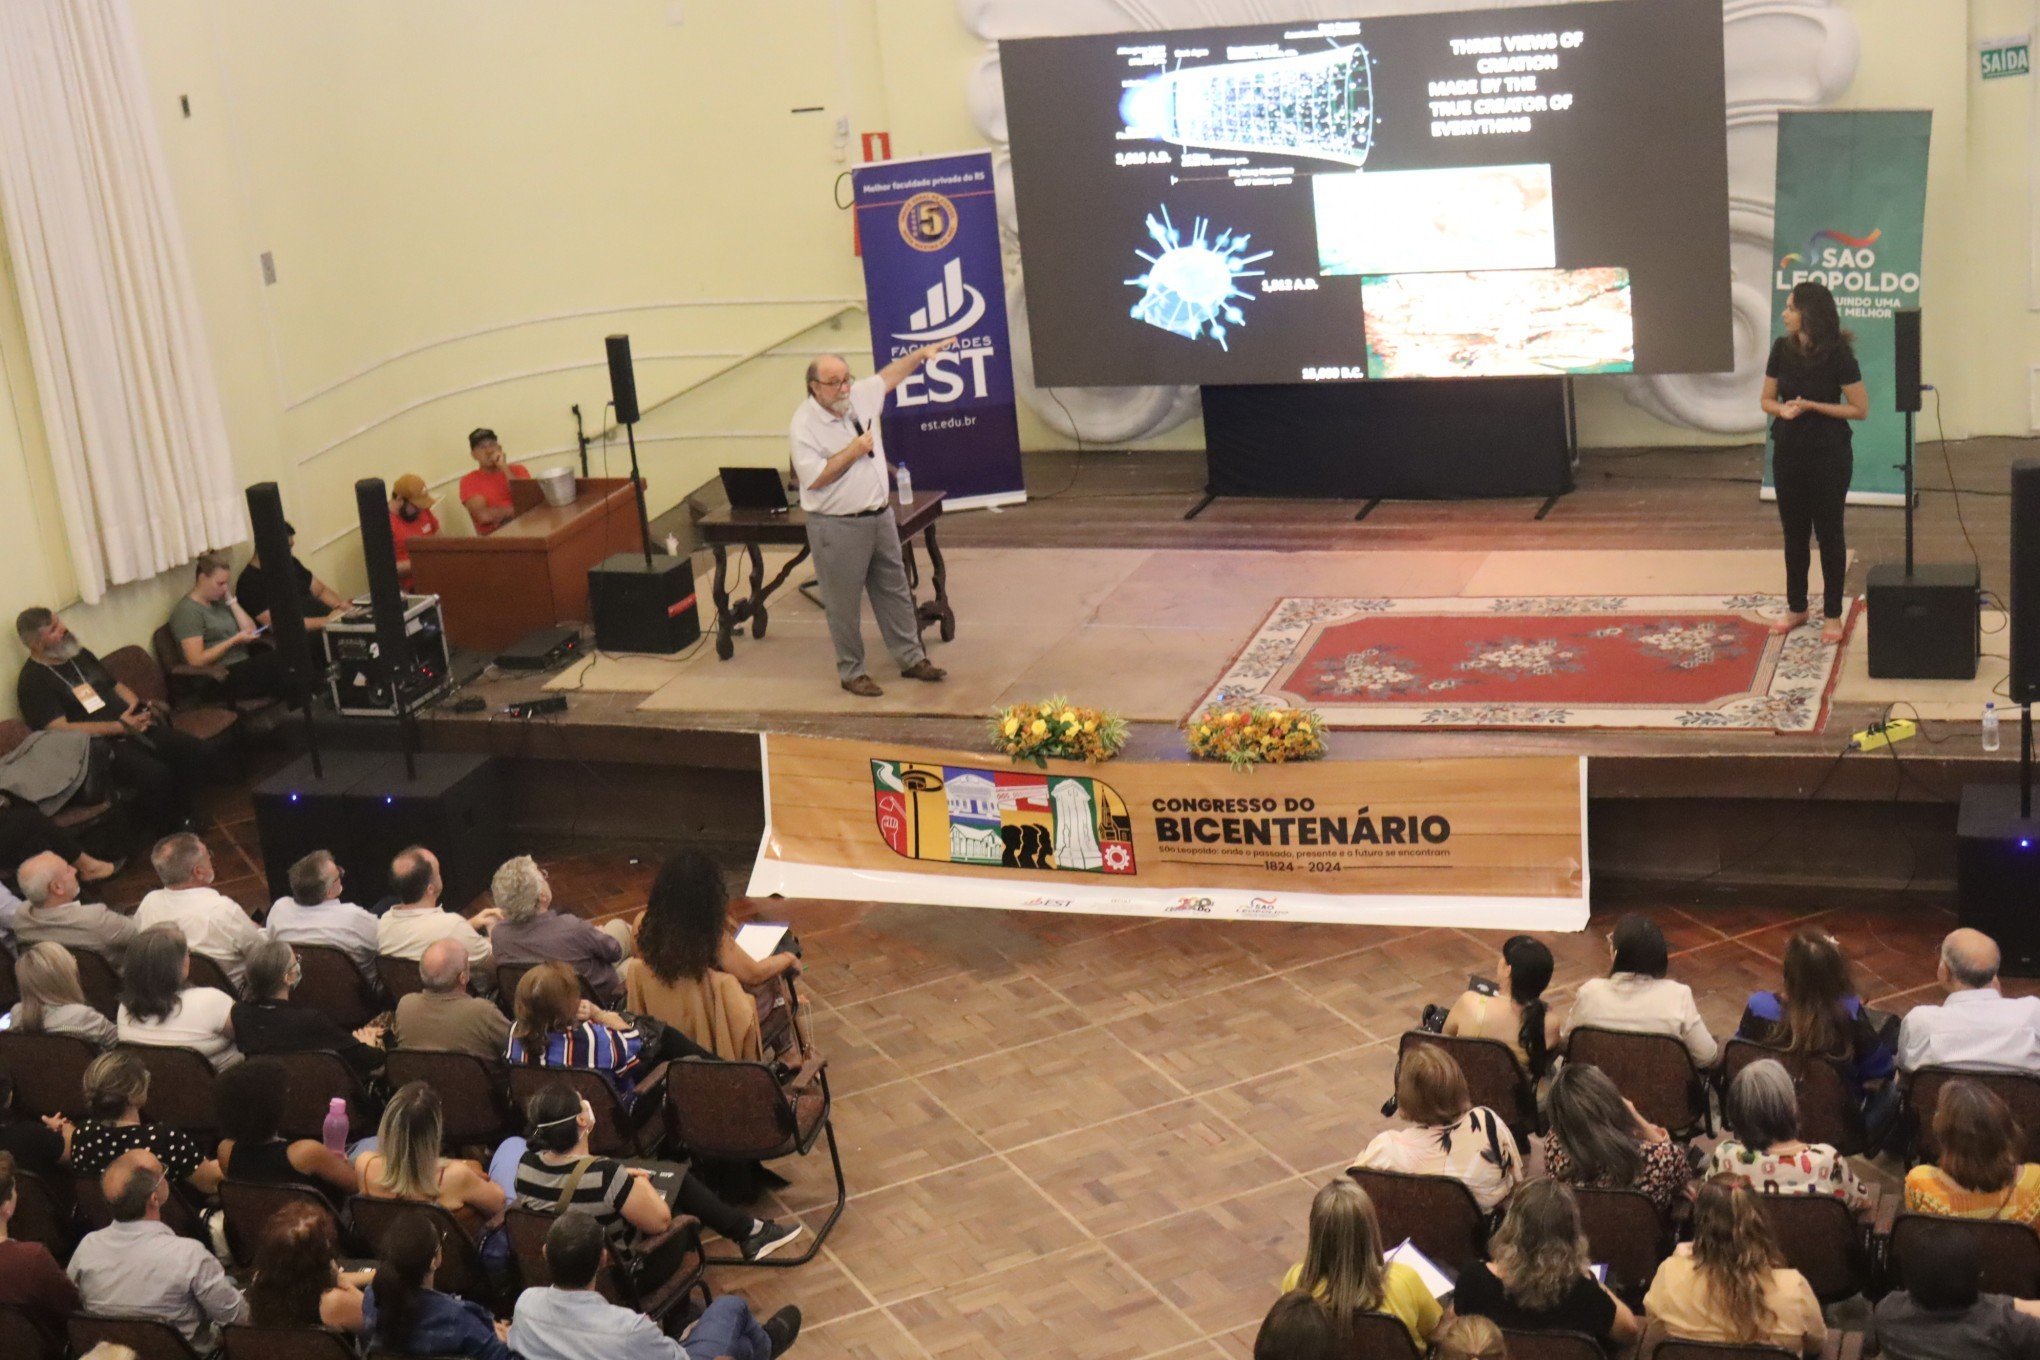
[987,697,1127,766]
[1186,701,1327,771]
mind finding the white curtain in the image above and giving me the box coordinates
[0,0,243,603]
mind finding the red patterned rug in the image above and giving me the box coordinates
[1198,594,1855,732]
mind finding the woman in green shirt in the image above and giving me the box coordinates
[170,552,288,701]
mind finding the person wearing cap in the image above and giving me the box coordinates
[458,428,532,536]
[237,521,346,635]
[388,475,442,584]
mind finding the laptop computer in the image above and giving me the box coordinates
[719,466,791,513]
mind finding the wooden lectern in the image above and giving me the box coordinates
[407,476,646,652]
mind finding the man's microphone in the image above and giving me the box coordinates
[849,409,875,454]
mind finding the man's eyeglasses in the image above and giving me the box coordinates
[811,375,854,390]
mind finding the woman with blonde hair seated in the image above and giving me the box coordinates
[626,849,802,1063]
[1905,1079,2040,1225]
[1643,1175,1825,1356]
[1451,1178,1638,1349]
[1353,1045,1522,1212]
[1432,1315,1509,1360]
[5,942,115,1048]
[353,1081,506,1250]
[1278,1178,1442,1348]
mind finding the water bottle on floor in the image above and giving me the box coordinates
[1984,701,2002,753]
[895,462,914,506]
[322,1097,349,1154]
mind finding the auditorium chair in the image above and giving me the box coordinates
[1887,1212,2040,1297]
[262,1049,376,1141]
[1502,1332,1602,1360]
[122,1043,222,1135]
[509,1064,667,1159]
[186,950,240,999]
[0,1302,58,1360]
[102,643,240,750]
[349,1196,493,1305]
[1652,1337,1863,1360]
[1397,1030,1537,1146]
[1345,1167,1487,1273]
[1571,1185,1671,1307]
[289,942,383,1030]
[9,1169,75,1261]
[1565,1027,1712,1137]
[1721,1038,1865,1156]
[69,1314,205,1360]
[152,622,284,726]
[1755,1191,1873,1305]
[219,1179,351,1268]
[0,960,15,1014]
[0,1031,98,1119]
[664,1053,843,1268]
[66,945,123,1020]
[374,954,425,1004]
[223,1323,361,1360]
[1905,1066,2040,1164]
[0,720,118,843]
[503,1204,705,1323]
[1342,1310,1423,1359]
[383,1049,516,1149]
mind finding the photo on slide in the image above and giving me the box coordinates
[1314,164,1555,276]
[1361,267,1634,378]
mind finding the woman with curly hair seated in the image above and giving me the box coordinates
[1643,1175,1824,1356]
[625,849,802,1063]
[1450,1177,1638,1350]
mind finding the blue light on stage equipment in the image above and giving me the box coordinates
[1126,205,1271,349]
[289,793,299,803]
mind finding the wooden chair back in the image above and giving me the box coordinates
[1723,1038,1865,1155]
[0,1031,98,1119]
[289,943,382,1031]
[1397,1029,1537,1141]
[384,1049,515,1149]
[1346,1167,1487,1272]
[1572,1184,1671,1306]
[1908,1066,2040,1164]
[1566,1026,1710,1135]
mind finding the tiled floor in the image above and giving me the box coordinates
[101,785,1986,1360]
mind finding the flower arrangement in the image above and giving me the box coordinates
[1186,700,1328,771]
[987,697,1127,766]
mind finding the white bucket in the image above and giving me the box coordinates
[536,466,577,508]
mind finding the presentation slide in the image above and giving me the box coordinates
[999,0,1731,387]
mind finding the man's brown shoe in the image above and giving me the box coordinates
[900,659,946,682]
[841,675,884,697]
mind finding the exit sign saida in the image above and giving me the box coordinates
[1981,38,2031,79]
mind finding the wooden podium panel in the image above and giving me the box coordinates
[408,477,645,652]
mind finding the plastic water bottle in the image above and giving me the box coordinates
[663,532,680,558]
[895,462,914,506]
[1984,701,2002,753]
[322,1098,349,1155]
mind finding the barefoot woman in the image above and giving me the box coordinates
[1761,282,1868,644]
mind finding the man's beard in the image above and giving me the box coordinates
[828,394,852,417]
[46,634,82,663]
[398,502,421,522]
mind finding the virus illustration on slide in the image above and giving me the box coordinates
[1125,206,1271,349]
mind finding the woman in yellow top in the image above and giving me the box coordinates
[1279,1178,1443,1348]
[1905,1080,2040,1225]
[1643,1175,1825,1357]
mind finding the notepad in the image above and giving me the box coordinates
[1385,1239,1455,1300]
[735,921,790,961]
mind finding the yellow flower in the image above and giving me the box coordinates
[1030,718,1048,736]
[1058,709,1077,724]
[1002,717,1019,736]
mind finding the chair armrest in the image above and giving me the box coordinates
[1822,1330,1865,1360]
[782,1050,828,1095]
[169,661,229,681]
[1871,1185,1900,1240]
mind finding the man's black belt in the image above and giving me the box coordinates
[815,505,887,518]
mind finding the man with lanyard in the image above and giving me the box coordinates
[788,341,953,697]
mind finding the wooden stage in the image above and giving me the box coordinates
[381,439,2034,912]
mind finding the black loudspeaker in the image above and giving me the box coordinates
[1958,784,2040,976]
[588,553,701,654]
[250,750,402,901]
[1866,562,1981,680]
[606,334,640,425]
[1893,307,1922,413]
[2012,459,2040,704]
[246,483,314,703]
[354,480,414,685]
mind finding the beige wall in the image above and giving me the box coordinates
[0,0,2027,715]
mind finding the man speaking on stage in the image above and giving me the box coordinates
[789,340,954,697]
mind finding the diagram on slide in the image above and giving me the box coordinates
[1125,205,1272,348]
[1361,267,1635,378]
[1119,43,1376,167]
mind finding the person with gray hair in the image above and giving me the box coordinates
[266,848,380,979]
[67,1147,246,1351]
[389,936,511,1062]
[11,849,135,964]
[1898,928,2040,1075]
[786,344,954,697]
[229,939,386,1082]
[1709,1058,1872,1210]
[132,832,265,989]
[484,855,635,1004]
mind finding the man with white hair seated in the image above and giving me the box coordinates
[266,849,380,980]
[483,855,635,1005]
[1898,928,2040,1074]
[132,832,264,989]
[12,851,136,965]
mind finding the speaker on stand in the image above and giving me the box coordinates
[588,334,702,653]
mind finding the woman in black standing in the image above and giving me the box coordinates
[1762,281,1868,644]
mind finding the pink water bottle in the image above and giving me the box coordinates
[322,1098,349,1155]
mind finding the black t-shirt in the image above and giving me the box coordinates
[1454,1260,1620,1341]
[0,1115,66,1178]
[237,557,329,623]
[16,648,125,730]
[232,997,383,1081]
[1767,336,1863,456]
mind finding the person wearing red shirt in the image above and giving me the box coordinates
[0,1149,81,1350]
[457,427,531,536]
[387,474,442,584]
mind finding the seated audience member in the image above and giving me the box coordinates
[170,551,290,702]
[67,1148,247,1350]
[1279,1178,1443,1347]
[1540,1062,1691,1216]
[116,924,241,1070]
[362,1212,512,1360]
[1563,913,1719,1067]
[1875,1218,2040,1360]
[0,800,117,897]
[13,852,135,964]
[237,520,346,635]
[391,937,511,1061]
[378,845,499,978]
[231,938,385,1081]
[1353,1045,1522,1213]
[214,1058,359,1200]
[486,855,633,1005]
[459,427,532,536]
[1899,928,2040,1073]
[14,605,204,840]
[1737,927,1895,1098]
[1441,934,1560,1078]
[354,1082,506,1243]
[1253,1291,1340,1360]
[509,962,699,1113]
[627,849,803,1063]
[0,1071,70,1177]
[1643,1175,1825,1357]
[0,1149,81,1347]
[388,475,441,585]
[246,1200,372,1334]
[511,1210,801,1360]
[515,1080,800,1264]
[133,832,264,989]
[7,941,116,1049]
[266,849,380,979]
[1431,1315,1508,1360]
[1711,1058,1872,1210]
[70,1050,222,1194]
[1453,1177,1639,1348]
[1905,1079,2040,1225]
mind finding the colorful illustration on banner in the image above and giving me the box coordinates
[871,759,1135,874]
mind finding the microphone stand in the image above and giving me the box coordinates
[573,404,590,480]
[623,416,654,570]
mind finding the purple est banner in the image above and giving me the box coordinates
[852,151,1026,510]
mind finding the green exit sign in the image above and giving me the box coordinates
[1982,37,2031,79]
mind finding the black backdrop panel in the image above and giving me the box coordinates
[1201,378,1573,500]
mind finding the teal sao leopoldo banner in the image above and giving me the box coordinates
[1765,110,1931,505]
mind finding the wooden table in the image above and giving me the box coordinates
[694,492,952,661]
